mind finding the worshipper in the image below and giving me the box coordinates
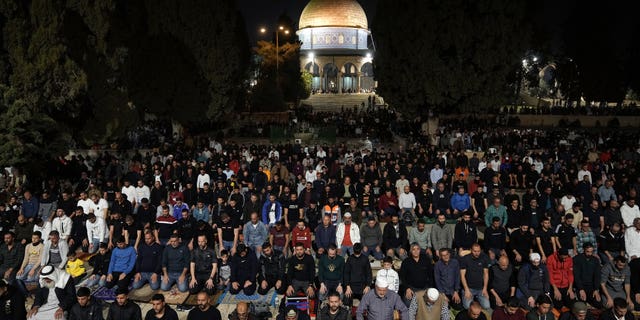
[106,287,142,320]
[558,302,594,320]
[408,288,450,320]
[27,265,76,320]
[525,295,554,320]
[186,291,222,320]
[316,291,351,320]
[454,301,488,320]
[0,279,26,319]
[68,286,103,320]
[144,293,178,320]
[356,277,408,320]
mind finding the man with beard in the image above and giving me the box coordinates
[317,292,350,320]
[68,286,103,320]
[286,242,316,298]
[106,237,137,290]
[107,288,142,320]
[189,235,218,295]
[17,231,44,283]
[573,243,602,309]
[318,244,345,301]
[0,231,24,281]
[14,214,34,245]
[257,242,287,295]
[27,265,76,320]
[42,230,69,269]
[382,214,408,260]
[517,253,550,310]
[0,279,26,319]
[547,248,575,310]
[431,213,453,259]
[187,291,222,320]
[145,293,178,320]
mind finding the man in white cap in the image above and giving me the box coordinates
[517,252,550,309]
[27,265,76,320]
[356,277,408,320]
[408,288,450,320]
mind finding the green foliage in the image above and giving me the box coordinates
[0,0,250,170]
[253,40,307,106]
[373,0,531,115]
[300,70,312,100]
[0,85,70,171]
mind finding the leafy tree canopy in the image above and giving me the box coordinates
[0,0,249,170]
[373,0,531,115]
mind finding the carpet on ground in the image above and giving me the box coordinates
[216,289,277,307]
[128,285,157,303]
[161,287,190,305]
[92,286,117,301]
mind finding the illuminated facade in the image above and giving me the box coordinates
[297,0,374,93]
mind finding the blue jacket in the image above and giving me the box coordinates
[108,245,137,274]
[450,193,470,211]
[243,221,269,247]
[22,198,40,219]
[261,200,283,226]
[192,206,211,223]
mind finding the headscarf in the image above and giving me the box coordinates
[39,265,71,289]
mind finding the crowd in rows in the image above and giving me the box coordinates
[0,131,639,320]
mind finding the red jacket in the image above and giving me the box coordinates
[547,252,574,288]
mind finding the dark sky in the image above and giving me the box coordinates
[237,0,378,44]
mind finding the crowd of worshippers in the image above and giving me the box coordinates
[0,140,640,320]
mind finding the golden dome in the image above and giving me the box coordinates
[299,0,368,30]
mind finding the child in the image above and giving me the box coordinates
[375,256,399,293]
[66,251,86,282]
[217,250,231,291]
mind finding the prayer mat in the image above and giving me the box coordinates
[216,289,277,307]
[128,285,157,303]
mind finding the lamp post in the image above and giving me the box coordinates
[260,26,289,82]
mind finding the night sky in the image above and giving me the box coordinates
[237,0,378,43]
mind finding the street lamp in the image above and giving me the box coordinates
[260,25,290,79]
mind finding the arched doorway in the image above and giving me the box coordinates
[361,62,374,92]
[323,63,338,93]
[341,62,358,93]
[304,62,321,91]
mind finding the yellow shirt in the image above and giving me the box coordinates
[66,259,85,277]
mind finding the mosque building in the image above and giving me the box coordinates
[296,0,375,93]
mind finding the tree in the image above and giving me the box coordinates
[0,0,250,172]
[253,40,307,108]
[373,0,531,115]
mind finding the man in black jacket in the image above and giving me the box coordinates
[258,242,287,295]
[382,214,408,260]
[27,265,76,320]
[107,287,142,320]
[343,243,371,306]
[0,279,26,320]
[573,242,602,309]
[69,286,103,320]
[317,292,351,320]
[400,243,434,304]
[230,243,259,295]
[86,243,111,288]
